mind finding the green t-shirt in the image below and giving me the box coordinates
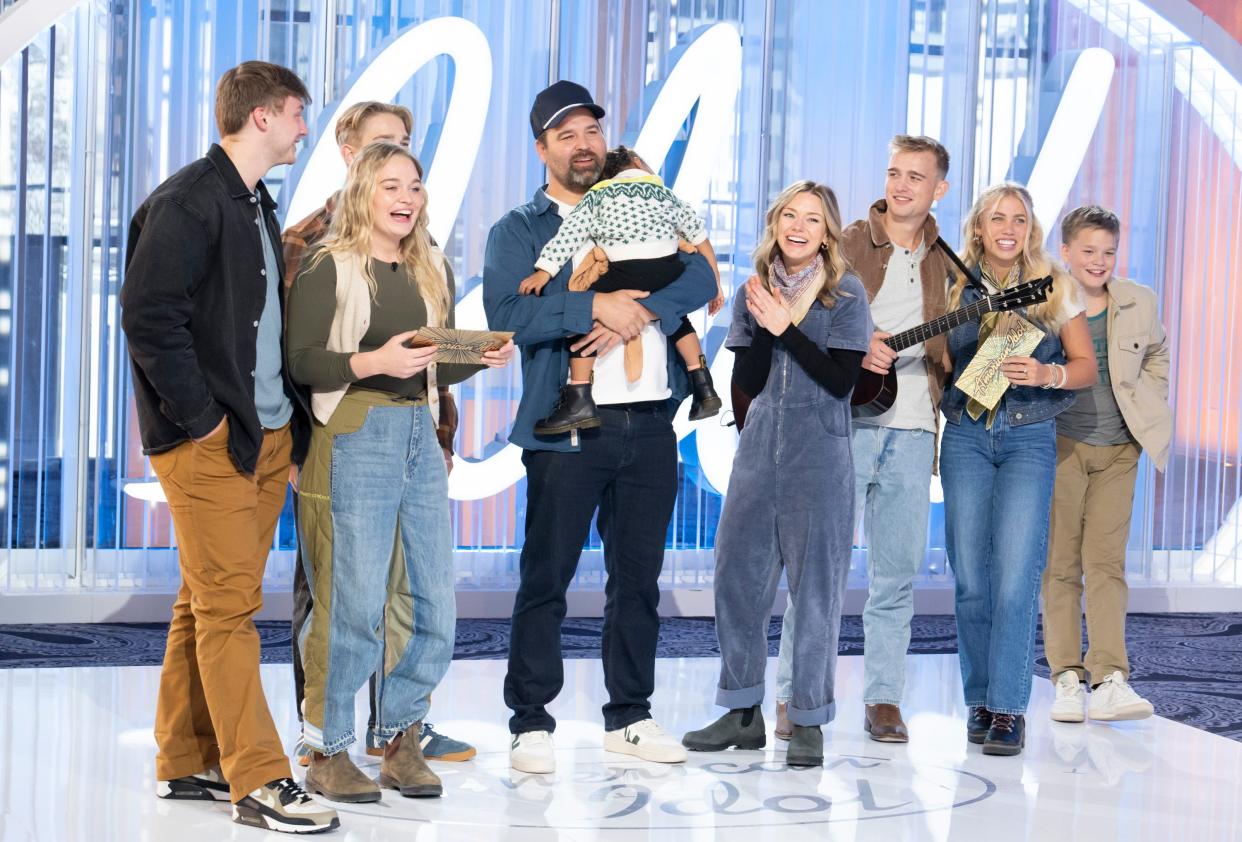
[1056,309,1134,446]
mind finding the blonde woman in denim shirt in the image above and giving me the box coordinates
[940,183,1095,756]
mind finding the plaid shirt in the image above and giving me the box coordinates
[281,194,460,454]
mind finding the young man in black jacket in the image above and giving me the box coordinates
[120,60,337,834]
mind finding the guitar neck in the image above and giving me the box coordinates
[886,298,992,352]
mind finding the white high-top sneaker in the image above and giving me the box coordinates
[510,730,556,774]
[1050,670,1087,722]
[604,719,688,763]
[1088,672,1154,721]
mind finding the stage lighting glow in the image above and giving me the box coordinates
[1027,48,1115,234]
[1063,0,1242,168]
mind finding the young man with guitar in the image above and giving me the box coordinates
[773,135,954,744]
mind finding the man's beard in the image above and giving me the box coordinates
[560,155,603,189]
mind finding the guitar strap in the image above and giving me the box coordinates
[935,237,985,291]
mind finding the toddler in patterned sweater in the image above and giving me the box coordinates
[519,146,724,434]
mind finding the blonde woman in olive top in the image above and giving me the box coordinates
[287,142,513,804]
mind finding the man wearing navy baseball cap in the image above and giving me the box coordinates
[528,80,606,140]
[483,81,716,774]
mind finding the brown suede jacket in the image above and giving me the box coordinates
[840,199,954,414]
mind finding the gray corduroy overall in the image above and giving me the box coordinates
[713,274,872,725]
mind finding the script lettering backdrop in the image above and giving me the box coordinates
[0,0,1237,597]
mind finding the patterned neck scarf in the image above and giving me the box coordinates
[975,260,1023,342]
[771,253,824,305]
[981,259,1021,291]
[965,259,1024,425]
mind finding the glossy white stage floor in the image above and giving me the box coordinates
[2,654,1240,841]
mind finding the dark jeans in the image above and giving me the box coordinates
[570,254,694,357]
[504,401,678,733]
[291,495,378,732]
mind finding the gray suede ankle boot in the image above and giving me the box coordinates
[681,705,766,751]
[786,724,823,767]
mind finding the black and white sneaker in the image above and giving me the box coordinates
[232,778,340,834]
[155,766,230,801]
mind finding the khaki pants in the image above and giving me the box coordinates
[150,420,293,802]
[1041,435,1141,683]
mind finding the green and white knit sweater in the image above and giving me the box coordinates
[534,169,707,274]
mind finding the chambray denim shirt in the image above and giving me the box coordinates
[483,187,717,452]
[941,279,1076,427]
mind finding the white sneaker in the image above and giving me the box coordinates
[604,719,688,764]
[510,730,556,774]
[1088,671,1154,721]
[1050,670,1087,722]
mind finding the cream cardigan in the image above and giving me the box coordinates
[310,248,448,425]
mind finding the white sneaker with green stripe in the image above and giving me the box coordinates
[510,730,555,774]
[604,719,687,763]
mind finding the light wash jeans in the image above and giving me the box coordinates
[299,398,454,754]
[940,410,1056,714]
[776,424,934,704]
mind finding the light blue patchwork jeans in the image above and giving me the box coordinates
[776,424,934,705]
[299,394,455,755]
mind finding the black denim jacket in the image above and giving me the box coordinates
[121,144,310,473]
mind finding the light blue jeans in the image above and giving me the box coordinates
[300,399,455,754]
[940,411,1056,714]
[776,425,934,704]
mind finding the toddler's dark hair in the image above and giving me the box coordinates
[601,145,643,181]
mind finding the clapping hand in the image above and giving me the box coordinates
[744,276,792,335]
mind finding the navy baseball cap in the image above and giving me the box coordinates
[530,80,605,139]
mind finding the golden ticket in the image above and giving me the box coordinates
[955,313,1044,411]
[405,327,514,365]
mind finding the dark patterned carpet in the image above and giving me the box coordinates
[2,614,1239,741]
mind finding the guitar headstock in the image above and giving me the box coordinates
[988,275,1053,313]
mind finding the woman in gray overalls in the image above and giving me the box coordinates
[683,181,872,767]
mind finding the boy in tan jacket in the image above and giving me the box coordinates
[1042,205,1172,723]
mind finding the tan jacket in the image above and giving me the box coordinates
[840,199,953,413]
[1102,278,1172,470]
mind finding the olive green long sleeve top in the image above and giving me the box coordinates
[287,254,480,399]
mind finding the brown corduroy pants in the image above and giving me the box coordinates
[149,420,293,803]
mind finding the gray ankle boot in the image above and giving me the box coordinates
[682,705,766,751]
[786,724,823,767]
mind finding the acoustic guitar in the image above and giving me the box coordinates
[851,274,1053,417]
[729,274,1053,430]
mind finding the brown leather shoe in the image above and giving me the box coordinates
[305,750,382,803]
[864,704,909,743]
[379,725,443,798]
[774,702,793,741]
